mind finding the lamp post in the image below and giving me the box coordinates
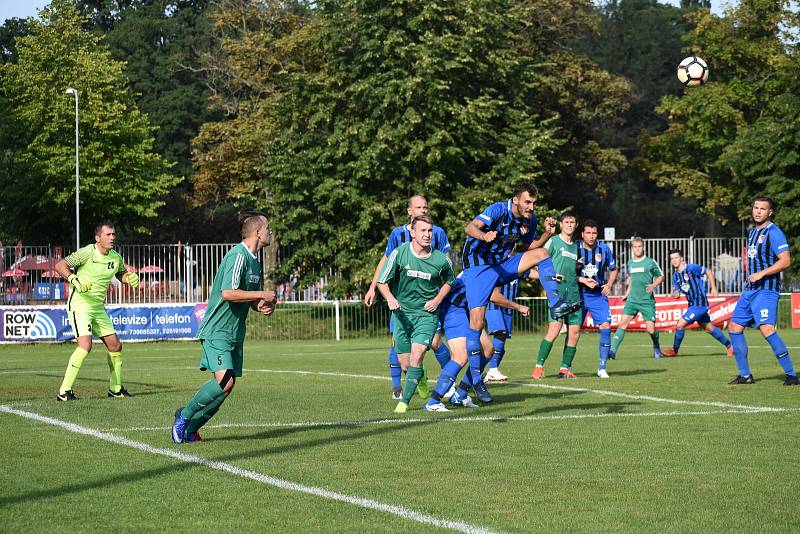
[65,88,80,249]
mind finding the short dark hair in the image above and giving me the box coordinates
[560,211,577,222]
[411,214,433,228]
[95,222,114,236]
[513,182,538,199]
[751,196,775,211]
[239,211,268,238]
[581,219,599,232]
[668,248,683,257]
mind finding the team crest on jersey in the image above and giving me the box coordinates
[583,264,598,278]
[747,245,757,258]
[595,254,602,263]
[683,273,689,281]
[681,283,690,292]
[520,225,528,234]
[758,235,765,244]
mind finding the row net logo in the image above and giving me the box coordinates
[3,311,58,339]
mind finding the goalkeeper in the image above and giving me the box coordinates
[54,222,140,401]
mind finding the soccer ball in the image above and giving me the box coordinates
[677,56,709,86]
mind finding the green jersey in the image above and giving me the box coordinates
[627,256,663,303]
[198,243,263,343]
[545,234,580,301]
[378,242,455,317]
[65,244,127,310]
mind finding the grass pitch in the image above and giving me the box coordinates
[2,329,800,533]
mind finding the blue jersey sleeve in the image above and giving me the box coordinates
[770,226,790,257]
[686,263,706,277]
[605,244,617,270]
[384,227,402,257]
[434,227,451,253]
[474,202,505,229]
[671,272,680,293]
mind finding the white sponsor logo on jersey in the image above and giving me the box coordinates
[406,270,432,281]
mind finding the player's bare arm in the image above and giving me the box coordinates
[466,219,496,243]
[222,289,275,303]
[376,282,400,310]
[705,267,719,297]
[749,251,791,283]
[646,275,664,293]
[364,255,389,307]
[529,216,556,249]
[603,268,618,296]
[424,283,452,313]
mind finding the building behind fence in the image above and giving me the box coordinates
[1,237,797,340]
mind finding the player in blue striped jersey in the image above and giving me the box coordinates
[728,197,797,385]
[576,220,618,378]
[364,195,453,398]
[460,183,581,400]
[484,279,528,383]
[661,249,732,358]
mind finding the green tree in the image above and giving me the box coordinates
[264,0,563,294]
[0,1,176,243]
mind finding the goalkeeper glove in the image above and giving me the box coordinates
[67,274,92,293]
[125,272,140,289]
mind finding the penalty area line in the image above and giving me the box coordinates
[0,405,502,534]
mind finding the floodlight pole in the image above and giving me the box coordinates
[66,88,80,249]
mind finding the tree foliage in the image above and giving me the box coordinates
[0,1,175,243]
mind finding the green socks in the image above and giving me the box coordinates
[182,378,226,420]
[537,339,554,366]
[611,328,626,354]
[561,346,577,369]
[60,347,89,393]
[402,366,424,404]
[650,330,660,348]
[107,351,123,392]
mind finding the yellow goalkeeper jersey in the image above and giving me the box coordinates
[65,244,127,309]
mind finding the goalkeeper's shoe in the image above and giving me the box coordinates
[661,348,679,357]
[472,380,493,403]
[171,407,190,444]
[728,374,755,385]
[56,390,78,401]
[394,401,408,414]
[422,401,450,412]
[184,431,203,442]
[108,386,133,398]
[557,368,577,379]
[485,368,508,382]
[449,391,479,408]
[784,374,799,386]
[531,366,545,380]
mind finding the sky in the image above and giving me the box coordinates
[1,0,731,25]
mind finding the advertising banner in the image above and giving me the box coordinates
[583,294,739,331]
[0,303,208,343]
[792,293,800,329]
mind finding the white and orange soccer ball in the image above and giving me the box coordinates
[677,56,709,86]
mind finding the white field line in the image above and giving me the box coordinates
[105,408,784,433]
[244,367,789,413]
[0,405,502,534]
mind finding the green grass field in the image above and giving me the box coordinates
[3,330,800,533]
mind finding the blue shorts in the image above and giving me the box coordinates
[486,309,512,337]
[581,293,611,326]
[731,289,779,328]
[440,301,470,340]
[461,255,523,310]
[682,305,711,325]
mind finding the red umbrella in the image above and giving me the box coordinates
[41,270,62,278]
[14,255,59,271]
[125,264,138,273]
[138,265,164,274]
[3,268,28,277]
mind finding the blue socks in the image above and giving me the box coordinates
[599,328,611,370]
[458,355,489,397]
[433,342,451,369]
[429,360,463,403]
[536,257,560,306]
[673,329,685,351]
[466,327,483,384]
[490,337,505,369]
[710,327,731,348]
[730,332,750,377]
[388,346,401,389]
[766,332,795,376]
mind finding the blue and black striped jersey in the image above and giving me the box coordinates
[385,224,450,257]
[461,200,538,269]
[576,241,616,295]
[487,279,519,315]
[672,263,708,307]
[745,223,789,292]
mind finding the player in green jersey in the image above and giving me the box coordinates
[377,215,455,413]
[171,212,276,443]
[54,223,140,401]
[610,237,664,359]
[531,212,583,379]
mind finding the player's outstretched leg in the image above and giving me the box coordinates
[517,249,581,319]
[662,329,684,357]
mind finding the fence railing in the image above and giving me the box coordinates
[4,236,799,307]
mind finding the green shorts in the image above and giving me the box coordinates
[392,312,438,355]
[551,308,583,326]
[200,338,244,377]
[68,306,116,339]
[622,299,656,323]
